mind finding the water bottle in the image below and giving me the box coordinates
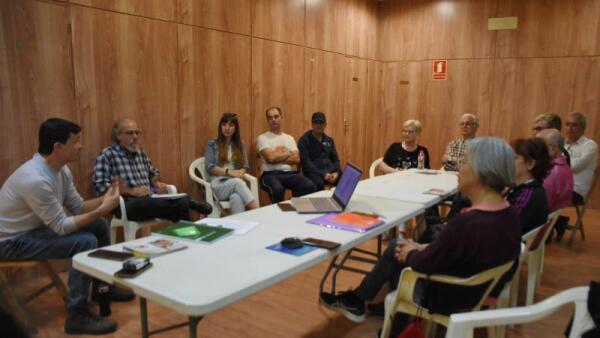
[417,150,425,169]
[97,284,112,317]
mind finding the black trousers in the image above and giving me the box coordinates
[122,195,191,222]
[304,171,340,191]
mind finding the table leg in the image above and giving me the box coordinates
[188,316,202,338]
[140,297,149,338]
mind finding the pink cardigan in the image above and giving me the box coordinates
[543,156,574,211]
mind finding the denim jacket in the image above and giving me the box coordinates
[204,139,249,182]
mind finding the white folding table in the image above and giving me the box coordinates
[73,194,424,338]
[355,169,459,207]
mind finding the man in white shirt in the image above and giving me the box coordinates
[257,107,316,203]
[564,112,598,204]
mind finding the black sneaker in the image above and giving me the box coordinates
[92,285,135,302]
[189,199,213,215]
[64,308,117,335]
[319,290,366,323]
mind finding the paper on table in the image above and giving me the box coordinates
[195,218,259,235]
[150,193,188,200]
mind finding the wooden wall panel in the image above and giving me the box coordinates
[252,0,305,46]
[178,26,252,194]
[304,49,347,165]
[71,6,179,195]
[378,61,425,158]
[491,58,587,141]
[345,0,377,59]
[70,0,177,21]
[417,59,494,169]
[178,0,251,35]
[377,0,497,61]
[491,57,600,208]
[251,39,305,172]
[0,0,78,185]
[364,60,384,169]
[304,48,346,162]
[305,0,347,54]
[496,0,600,58]
[343,57,370,171]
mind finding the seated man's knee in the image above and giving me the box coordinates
[74,233,99,253]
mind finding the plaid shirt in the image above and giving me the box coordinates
[444,138,468,166]
[92,144,159,194]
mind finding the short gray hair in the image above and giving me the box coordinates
[538,128,564,148]
[403,119,422,134]
[567,112,587,130]
[466,137,515,193]
[462,113,479,125]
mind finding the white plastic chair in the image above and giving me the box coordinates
[523,211,560,305]
[109,184,176,244]
[566,170,598,246]
[188,157,259,217]
[446,286,594,338]
[381,260,514,338]
[369,157,384,178]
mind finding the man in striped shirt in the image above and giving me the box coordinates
[92,119,212,222]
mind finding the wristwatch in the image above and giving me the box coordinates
[225,168,229,176]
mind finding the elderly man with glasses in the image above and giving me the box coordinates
[442,113,479,171]
[92,118,212,223]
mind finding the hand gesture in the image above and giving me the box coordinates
[99,184,120,214]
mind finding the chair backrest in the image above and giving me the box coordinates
[446,286,593,338]
[529,210,560,252]
[582,169,599,203]
[189,157,209,181]
[396,260,515,314]
[369,157,384,178]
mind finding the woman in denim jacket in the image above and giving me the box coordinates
[204,113,258,214]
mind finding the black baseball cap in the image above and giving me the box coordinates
[312,112,326,124]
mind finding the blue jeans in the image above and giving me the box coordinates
[0,218,110,312]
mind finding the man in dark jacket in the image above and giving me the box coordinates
[298,112,341,191]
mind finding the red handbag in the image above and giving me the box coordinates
[396,320,425,338]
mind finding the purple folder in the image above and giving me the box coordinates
[306,212,384,233]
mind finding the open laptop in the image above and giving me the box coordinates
[291,163,362,213]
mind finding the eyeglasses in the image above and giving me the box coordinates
[402,129,417,134]
[121,130,142,136]
[459,122,476,127]
[532,126,543,132]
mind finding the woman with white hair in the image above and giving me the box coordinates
[320,137,521,337]
[379,119,430,174]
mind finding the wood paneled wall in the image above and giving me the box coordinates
[0,0,379,203]
[1,0,598,207]
[377,0,600,208]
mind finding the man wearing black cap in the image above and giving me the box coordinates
[298,112,342,191]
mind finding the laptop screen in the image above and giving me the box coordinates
[333,163,363,208]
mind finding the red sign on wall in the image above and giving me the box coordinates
[432,60,447,80]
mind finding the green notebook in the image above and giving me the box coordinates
[154,221,234,244]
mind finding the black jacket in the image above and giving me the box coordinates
[298,130,341,176]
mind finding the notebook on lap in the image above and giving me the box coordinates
[291,163,362,213]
